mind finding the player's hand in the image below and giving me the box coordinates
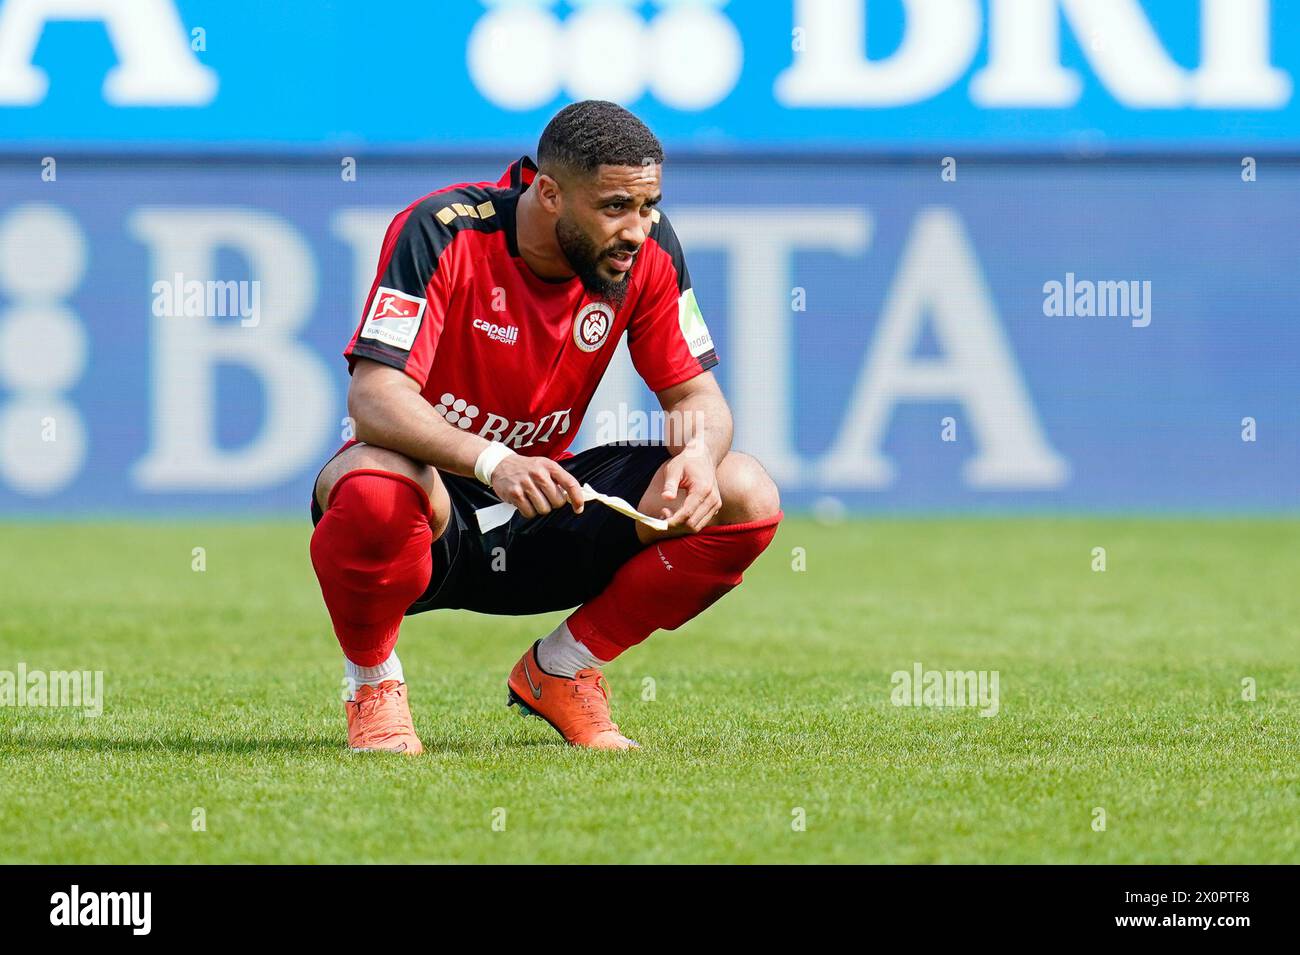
[491,453,585,519]
[660,445,721,533]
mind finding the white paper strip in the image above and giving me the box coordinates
[474,482,670,535]
[474,500,517,534]
[579,483,670,531]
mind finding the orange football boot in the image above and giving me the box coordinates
[346,680,424,755]
[507,641,639,750]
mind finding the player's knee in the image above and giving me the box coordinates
[318,445,425,505]
[316,446,450,541]
[717,452,781,524]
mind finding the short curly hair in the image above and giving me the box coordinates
[537,100,664,179]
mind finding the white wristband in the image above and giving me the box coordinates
[474,442,513,486]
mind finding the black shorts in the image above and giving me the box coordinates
[310,441,671,617]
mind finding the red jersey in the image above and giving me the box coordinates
[344,156,718,460]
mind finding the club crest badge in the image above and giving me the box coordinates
[573,301,614,353]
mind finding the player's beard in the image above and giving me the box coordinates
[555,215,632,308]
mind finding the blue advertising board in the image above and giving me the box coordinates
[0,156,1295,514]
[0,0,1298,154]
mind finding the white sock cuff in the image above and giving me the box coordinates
[536,621,607,678]
[345,651,404,690]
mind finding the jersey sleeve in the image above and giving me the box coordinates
[344,203,454,387]
[626,210,719,393]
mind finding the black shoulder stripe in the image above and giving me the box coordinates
[374,185,509,299]
[648,209,692,296]
[406,185,508,259]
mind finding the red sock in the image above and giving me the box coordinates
[567,511,783,662]
[309,470,433,667]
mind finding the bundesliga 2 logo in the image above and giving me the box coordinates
[361,288,426,351]
[468,0,743,110]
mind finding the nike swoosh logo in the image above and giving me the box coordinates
[523,658,543,700]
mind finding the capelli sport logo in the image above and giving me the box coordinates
[472,317,519,345]
[50,885,152,935]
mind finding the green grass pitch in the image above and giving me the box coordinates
[1,517,1296,864]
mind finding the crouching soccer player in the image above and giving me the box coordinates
[308,100,782,753]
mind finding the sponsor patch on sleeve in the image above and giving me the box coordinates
[360,287,426,351]
[677,287,714,358]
